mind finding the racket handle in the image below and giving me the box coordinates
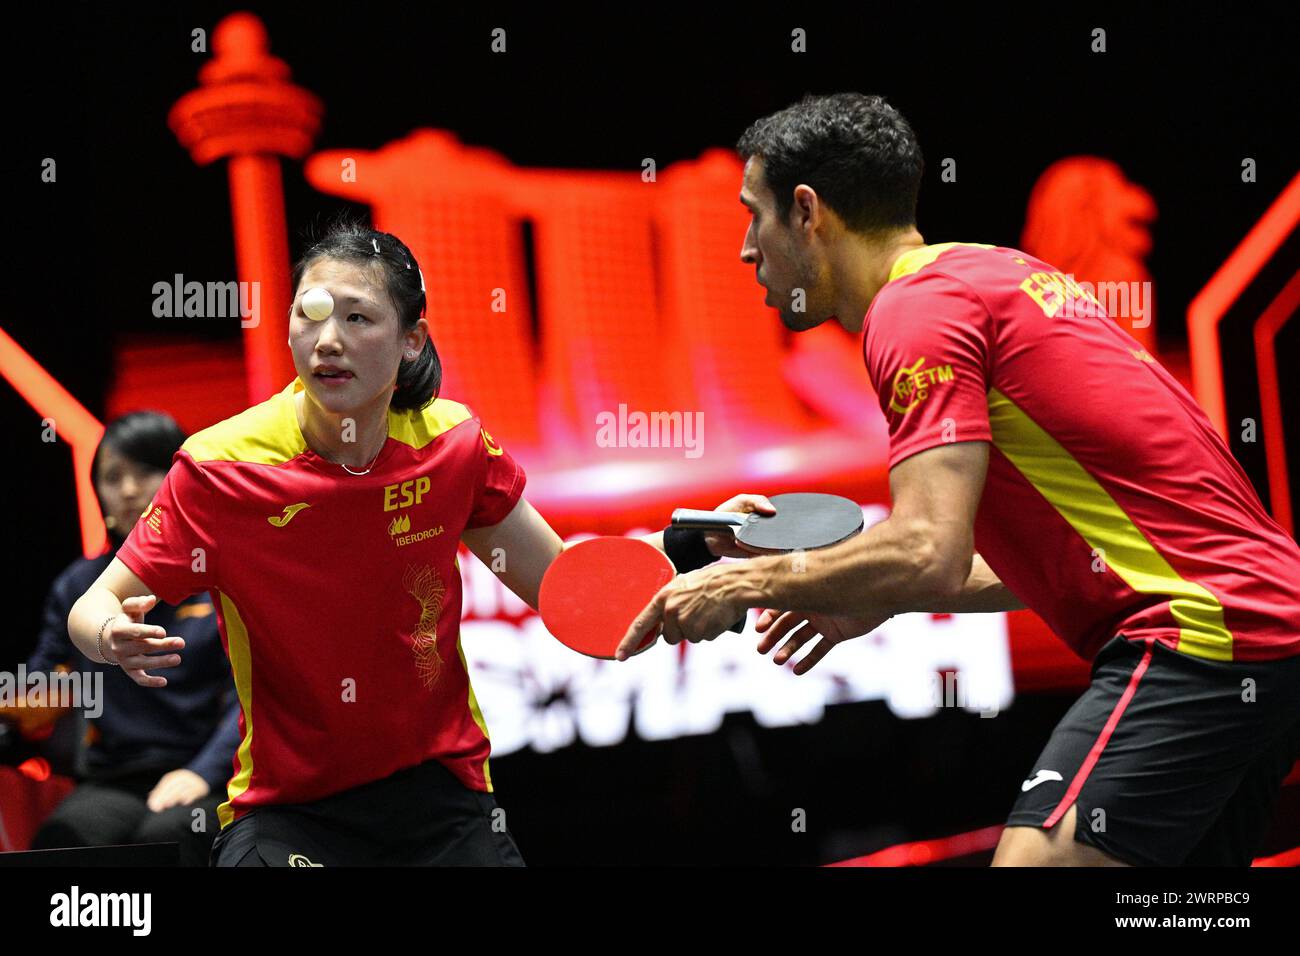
[726,613,746,634]
[671,509,747,530]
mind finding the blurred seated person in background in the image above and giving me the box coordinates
[25,412,238,865]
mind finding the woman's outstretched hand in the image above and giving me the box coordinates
[107,595,186,688]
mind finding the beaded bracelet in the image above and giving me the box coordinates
[95,615,121,666]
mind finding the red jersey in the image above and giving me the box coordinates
[117,378,525,827]
[863,242,1300,663]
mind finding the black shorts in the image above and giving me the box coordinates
[210,759,525,867]
[1007,635,1300,866]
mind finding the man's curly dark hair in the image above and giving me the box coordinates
[737,93,925,234]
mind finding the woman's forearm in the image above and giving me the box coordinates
[462,498,564,611]
[68,558,159,664]
[68,586,126,663]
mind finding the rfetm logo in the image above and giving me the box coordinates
[889,356,955,415]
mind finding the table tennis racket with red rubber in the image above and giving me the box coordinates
[539,537,678,660]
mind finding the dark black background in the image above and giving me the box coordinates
[5,1,1297,863]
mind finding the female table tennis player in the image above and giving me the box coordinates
[67,222,766,866]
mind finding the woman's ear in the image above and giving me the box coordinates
[404,317,430,359]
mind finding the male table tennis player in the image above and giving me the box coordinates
[616,93,1300,866]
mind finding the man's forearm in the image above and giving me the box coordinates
[718,514,973,617]
[913,553,1025,612]
[713,517,1025,617]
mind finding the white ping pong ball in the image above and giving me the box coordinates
[301,287,334,322]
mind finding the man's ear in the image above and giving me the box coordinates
[792,183,821,235]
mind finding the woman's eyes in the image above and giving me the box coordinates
[347,313,370,324]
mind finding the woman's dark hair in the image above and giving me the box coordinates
[736,93,925,235]
[93,411,188,543]
[291,218,441,411]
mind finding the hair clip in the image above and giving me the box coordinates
[405,257,426,294]
[371,238,380,254]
